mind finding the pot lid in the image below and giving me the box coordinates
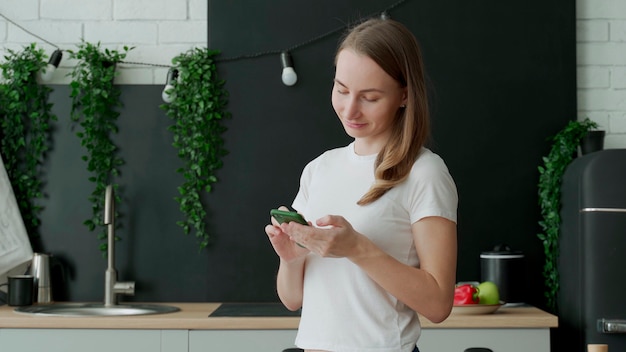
[480,244,524,258]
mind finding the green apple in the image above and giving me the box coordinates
[477,281,500,305]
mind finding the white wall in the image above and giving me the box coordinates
[0,0,207,85]
[577,0,626,148]
[1,0,625,148]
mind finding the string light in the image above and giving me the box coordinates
[40,49,63,82]
[161,68,179,103]
[280,52,297,86]
[0,0,408,87]
[214,0,406,65]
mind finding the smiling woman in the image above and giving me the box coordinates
[331,49,407,155]
[265,18,458,352]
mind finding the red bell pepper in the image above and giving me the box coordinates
[454,283,480,305]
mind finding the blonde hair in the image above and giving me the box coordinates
[336,18,430,205]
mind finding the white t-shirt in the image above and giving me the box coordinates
[291,142,458,352]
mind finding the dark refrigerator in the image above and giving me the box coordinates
[558,149,626,351]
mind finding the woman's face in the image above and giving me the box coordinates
[332,49,406,155]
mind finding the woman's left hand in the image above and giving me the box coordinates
[280,214,364,258]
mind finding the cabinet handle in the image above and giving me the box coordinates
[597,318,626,333]
[581,207,626,213]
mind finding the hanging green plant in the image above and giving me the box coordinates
[67,41,131,255]
[0,43,57,240]
[161,47,230,250]
[537,118,598,311]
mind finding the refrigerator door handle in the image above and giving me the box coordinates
[597,319,626,333]
[581,207,626,213]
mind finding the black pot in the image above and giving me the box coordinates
[480,244,525,304]
[581,130,605,155]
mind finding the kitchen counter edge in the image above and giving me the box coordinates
[0,302,558,330]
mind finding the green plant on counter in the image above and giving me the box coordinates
[537,118,598,311]
[160,47,230,250]
[0,43,57,239]
[67,41,131,255]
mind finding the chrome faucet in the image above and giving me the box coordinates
[103,184,135,306]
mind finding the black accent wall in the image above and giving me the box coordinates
[34,0,574,309]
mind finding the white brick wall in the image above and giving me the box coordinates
[577,0,626,148]
[0,0,624,149]
[0,0,206,85]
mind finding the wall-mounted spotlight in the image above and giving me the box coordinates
[40,49,63,82]
[162,68,179,103]
[280,51,298,86]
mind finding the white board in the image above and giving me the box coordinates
[0,154,33,281]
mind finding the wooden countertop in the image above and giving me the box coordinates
[0,302,557,330]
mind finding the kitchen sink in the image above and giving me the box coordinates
[14,302,180,317]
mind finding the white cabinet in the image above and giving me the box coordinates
[188,328,550,352]
[0,329,185,352]
[0,327,550,352]
[0,328,297,352]
[418,328,551,352]
[189,329,298,351]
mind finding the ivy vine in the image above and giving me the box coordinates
[0,43,56,240]
[161,47,230,250]
[67,41,131,255]
[537,118,598,311]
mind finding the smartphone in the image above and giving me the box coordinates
[270,209,308,248]
[270,209,308,226]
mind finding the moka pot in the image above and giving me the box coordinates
[30,253,52,304]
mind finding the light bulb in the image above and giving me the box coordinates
[280,52,298,86]
[282,67,297,86]
[162,83,176,103]
[40,49,63,82]
[40,65,56,82]
[162,68,179,103]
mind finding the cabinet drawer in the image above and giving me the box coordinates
[418,328,550,352]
